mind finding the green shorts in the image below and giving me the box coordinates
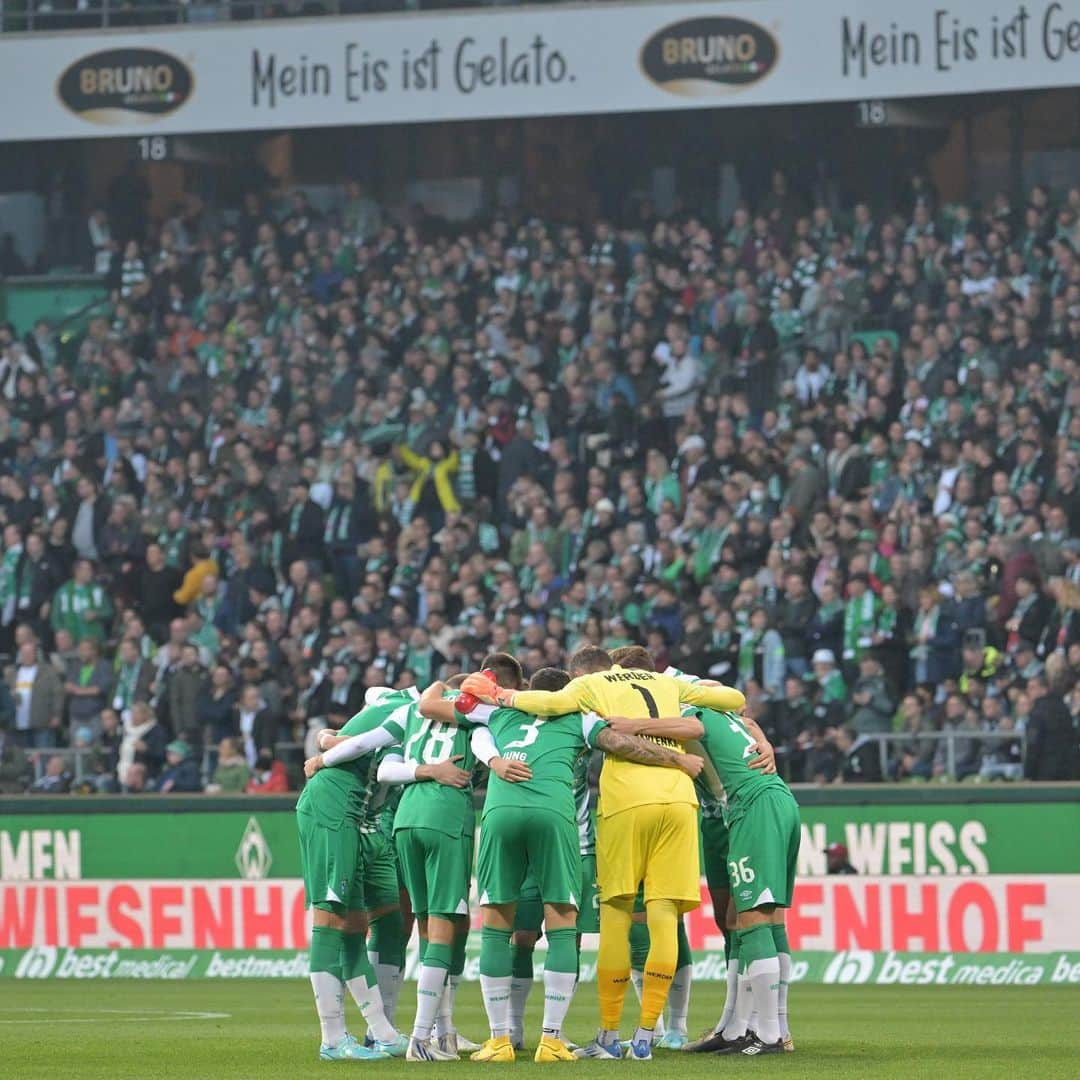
[298,811,398,913]
[514,875,544,934]
[478,806,582,910]
[576,853,600,933]
[395,826,473,918]
[361,832,401,913]
[701,814,731,894]
[727,787,801,913]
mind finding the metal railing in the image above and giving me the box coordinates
[20,739,305,790]
[858,730,1027,782]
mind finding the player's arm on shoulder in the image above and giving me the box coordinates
[677,678,746,713]
[742,714,777,773]
[308,723,398,775]
[593,726,704,778]
[419,680,460,724]
[605,713,704,740]
[512,676,592,717]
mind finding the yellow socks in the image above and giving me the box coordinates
[639,899,679,1031]
[596,898,634,1032]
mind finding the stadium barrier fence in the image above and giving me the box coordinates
[1,785,1077,983]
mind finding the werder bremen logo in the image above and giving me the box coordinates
[235,817,273,880]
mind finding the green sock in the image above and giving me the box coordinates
[629,920,650,972]
[544,928,578,974]
[342,931,378,984]
[736,924,777,974]
[770,924,790,956]
[451,927,468,978]
[511,944,535,981]
[422,941,453,972]
[310,925,344,978]
[369,909,406,969]
[479,926,513,977]
[676,918,691,970]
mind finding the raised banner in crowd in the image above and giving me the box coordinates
[1,802,1078,979]
[0,0,1078,140]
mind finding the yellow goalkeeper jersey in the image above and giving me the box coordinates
[511,667,746,818]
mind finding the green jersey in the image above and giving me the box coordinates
[472,705,606,841]
[572,751,596,856]
[387,693,477,839]
[296,692,415,829]
[694,707,789,819]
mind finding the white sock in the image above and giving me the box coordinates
[509,977,532,1044]
[747,956,781,1045]
[310,972,346,1046]
[667,964,692,1036]
[541,970,576,1040]
[777,951,791,1040]
[411,963,448,1041]
[630,971,665,1036]
[433,974,459,1038]
[480,974,513,1037]
[717,957,740,1034]
[375,963,401,1026]
[723,970,753,1039]
[346,975,397,1043]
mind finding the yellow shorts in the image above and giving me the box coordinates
[596,801,701,914]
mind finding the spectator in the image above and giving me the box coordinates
[849,655,895,734]
[205,737,251,794]
[157,740,202,793]
[235,683,276,768]
[10,639,64,749]
[50,558,112,644]
[62,638,111,736]
[246,747,291,794]
[826,841,858,873]
[28,753,72,794]
[117,701,166,783]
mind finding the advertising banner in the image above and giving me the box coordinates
[2,801,1077,979]
[0,0,1078,141]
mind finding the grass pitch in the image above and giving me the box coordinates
[2,979,1078,1079]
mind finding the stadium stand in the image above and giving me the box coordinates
[1,173,1079,793]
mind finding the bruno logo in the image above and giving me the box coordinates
[640,17,778,97]
[57,48,193,125]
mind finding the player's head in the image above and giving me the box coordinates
[568,645,612,677]
[529,667,570,693]
[446,673,468,689]
[609,644,654,671]
[480,652,525,690]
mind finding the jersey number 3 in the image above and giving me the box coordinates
[505,717,547,749]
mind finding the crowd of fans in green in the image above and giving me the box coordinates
[1,172,1078,793]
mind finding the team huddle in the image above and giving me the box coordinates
[297,643,801,1062]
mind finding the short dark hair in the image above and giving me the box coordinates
[568,645,612,676]
[609,645,654,672]
[530,667,570,693]
[481,652,524,690]
[446,673,468,689]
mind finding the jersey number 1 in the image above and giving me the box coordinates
[630,684,659,717]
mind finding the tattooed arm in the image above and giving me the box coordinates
[594,727,703,778]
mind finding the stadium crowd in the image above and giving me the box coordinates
[1,171,1079,794]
